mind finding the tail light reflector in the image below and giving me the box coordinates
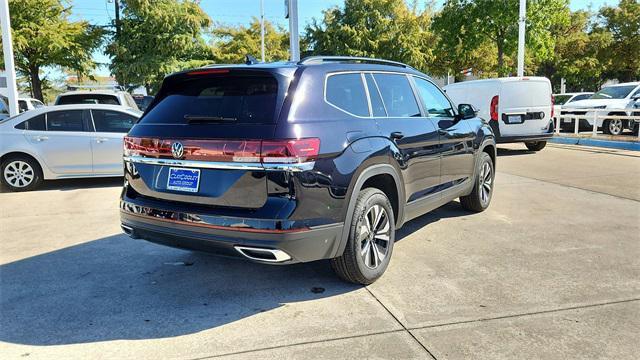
[261,138,321,163]
[490,95,499,121]
[550,95,555,119]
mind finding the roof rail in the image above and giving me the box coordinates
[298,56,413,69]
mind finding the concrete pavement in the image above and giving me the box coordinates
[1,143,639,359]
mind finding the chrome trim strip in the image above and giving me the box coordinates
[234,246,292,263]
[123,155,314,172]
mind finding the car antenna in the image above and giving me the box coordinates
[245,55,259,65]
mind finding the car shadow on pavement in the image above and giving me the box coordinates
[0,235,359,346]
[0,177,123,193]
[496,147,536,157]
[396,201,470,242]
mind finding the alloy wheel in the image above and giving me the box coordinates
[608,119,623,135]
[479,161,493,205]
[3,161,34,188]
[359,204,391,269]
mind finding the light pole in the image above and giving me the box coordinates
[0,0,18,115]
[517,0,526,77]
[286,0,299,61]
[260,0,265,62]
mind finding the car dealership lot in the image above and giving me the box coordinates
[1,143,639,359]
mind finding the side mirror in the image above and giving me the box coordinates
[458,103,478,120]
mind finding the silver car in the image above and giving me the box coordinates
[0,104,140,191]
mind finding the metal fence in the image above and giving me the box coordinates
[554,108,640,139]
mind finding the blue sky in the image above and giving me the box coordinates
[67,0,617,78]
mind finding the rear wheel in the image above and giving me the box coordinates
[603,119,623,135]
[331,188,395,285]
[1,155,43,192]
[525,141,547,151]
[460,152,494,212]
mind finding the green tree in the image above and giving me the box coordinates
[432,0,570,76]
[597,0,639,82]
[3,0,103,101]
[106,0,212,94]
[304,0,437,73]
[211,18,289,63]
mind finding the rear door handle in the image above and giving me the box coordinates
[95,137,109,143]
[390,131,404,140]
[34,136,49,142]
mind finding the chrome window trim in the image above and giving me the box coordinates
[123,155,314,172]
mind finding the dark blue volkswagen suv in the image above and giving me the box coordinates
[120,56,496,284]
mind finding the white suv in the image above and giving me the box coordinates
[561,82,640,135]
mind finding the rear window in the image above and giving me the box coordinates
[56,94,120,105]
[325,73,369,117]
[141,75,279,124]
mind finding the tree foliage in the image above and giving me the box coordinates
[211,18,289,64]
[432,0,570,76]
[597,0,640,82]
[304,0,437,73]
[4,0,103,101]
[106,0,212,93]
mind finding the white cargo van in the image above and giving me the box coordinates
[444,77,554,151]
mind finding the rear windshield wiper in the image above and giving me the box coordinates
[184,115,237,123]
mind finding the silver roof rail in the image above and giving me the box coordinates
[298,56,413,69]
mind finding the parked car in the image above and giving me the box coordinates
[132,94,154,112]
[552,92,593,122]
[560,82,640,135]
[444,77,554,151]
[0,104,140,191]
[18,97,45,113]
[55,90,140,111]
[120,56,497,284]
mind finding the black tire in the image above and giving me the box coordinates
[460,152,494,212]
[633,122,639,136]
[1,155,43,192]
[331,188,395,285]
[525,141,547,151]
[603,118,624,135]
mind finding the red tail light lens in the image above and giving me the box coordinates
[550,95,555,118]
[261,138,321,163]
[124,137,320,164]
[490,95,499,121]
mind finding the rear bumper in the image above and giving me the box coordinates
[120,201,344,264]
[489,120,555,144]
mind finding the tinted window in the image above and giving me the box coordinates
[133,96,154,111]
[47,110,84,131]
[141,75,278,124]
[18,100,28,112]
[573,94,592,101]
[554,95,572,105]
[56,94,120,105]
[365,74,386,117]
[591,85,636,100]
[92,110,137,133]
[325,73,369,117]
[413,77,454,117]
[373,74,420,117]
[15,114,46,131]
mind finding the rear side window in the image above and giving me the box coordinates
[141,75,279,124]
[15,114,46,131]
[56,94,120,106]
[18,100,28,112]
[373,74,420,117]
[92,110,137,133]
[325,73,369,117]
[413,77,454,117]
[47,110,84,132]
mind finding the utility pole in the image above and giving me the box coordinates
[516,0,526,77]
[0,0,19,115]
[285,0,299,61]
[114,0,121,38]
[260,0,265,62]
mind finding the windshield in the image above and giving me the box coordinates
[591,85,637,100]
[554,95,572,105]
[141,74,278,124]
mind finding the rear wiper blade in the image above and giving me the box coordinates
[184,115,237,122]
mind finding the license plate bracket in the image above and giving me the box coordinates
[506,115,524,124]
[167,167,201,193]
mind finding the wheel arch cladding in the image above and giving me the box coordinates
[332,164,404,258]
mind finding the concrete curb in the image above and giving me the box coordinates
[550,137,640,151]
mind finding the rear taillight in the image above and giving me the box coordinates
[551,95,555,118]
[490,95,499,121]
[124,137,320,164]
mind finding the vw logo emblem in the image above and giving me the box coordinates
[171,142,184,159]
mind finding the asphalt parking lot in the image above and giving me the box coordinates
[1,143,639,359]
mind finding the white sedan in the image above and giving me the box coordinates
[0,104,141,191]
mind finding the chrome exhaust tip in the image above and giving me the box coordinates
[234,246,292,263]
[121,224,138,238]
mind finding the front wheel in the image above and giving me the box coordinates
[460,152,494,212]
[525,141,547,151]
[603,119,624,135]
[331,188,395,285]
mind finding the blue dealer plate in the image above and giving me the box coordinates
[167,167,201,193]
